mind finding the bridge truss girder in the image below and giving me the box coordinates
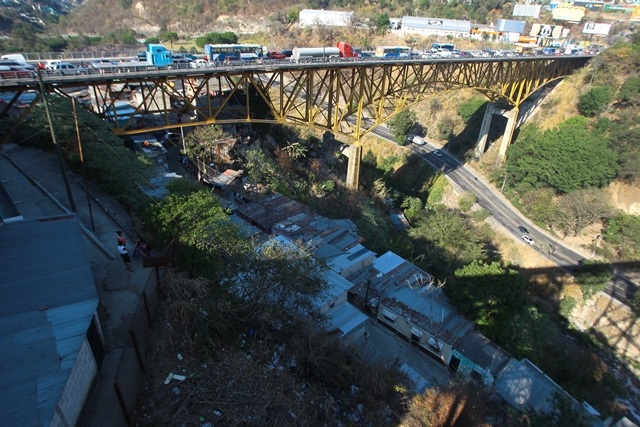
[1,57,589,141]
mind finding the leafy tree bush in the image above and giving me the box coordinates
[374,12,391,35]
[447,260,527,340]
[457,98,487,123]
[427,174,447,204]
[458,191,477,212]
[288,8,299,23]
[578,86,612,116]
[387,109,417,145]
[401,196,423,219]
[575,259,614,299]
[506,118,617,194]
[409,208,487,277]
[558,296,577,319]
[437,117,455,139]
[521,392,594,427]
[353,201,392,255]
[505,305,557,361]
[144,36,160,44]
[617,76,640,105]
[243,150,286,192]
[15,97,154,212]
[195,31,238,48]
[603,213,640,261]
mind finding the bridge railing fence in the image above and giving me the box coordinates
[22,51,141,62]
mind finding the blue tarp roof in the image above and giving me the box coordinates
[0,215,98,427]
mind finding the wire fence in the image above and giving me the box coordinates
[21,51,142,61]
[100,239,176,426]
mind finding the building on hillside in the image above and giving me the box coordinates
[236,193,310,234]
[348,251,474,365]
[298,9,354,27]
[0,215,104,427]
[401,16,472,38]
[495,358,584,413]
[449,329,511,386]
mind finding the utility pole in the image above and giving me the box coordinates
[72,98,96,231]
[37,69,77,213]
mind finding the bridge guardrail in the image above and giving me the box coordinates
[20,51,141,62]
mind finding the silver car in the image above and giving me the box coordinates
[51,63,87,75]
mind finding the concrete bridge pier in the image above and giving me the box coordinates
[497,107,519,166]
[474,103,495,158]
[344,144,362,190]
[474,103,519,165]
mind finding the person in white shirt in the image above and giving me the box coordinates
[117,243,135,272]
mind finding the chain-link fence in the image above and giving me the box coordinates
[22,51,142,61]
[100,240,175,426]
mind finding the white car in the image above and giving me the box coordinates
[433,150,442,157]
[522,235,535,245]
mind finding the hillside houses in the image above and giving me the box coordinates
[230,192,600,420]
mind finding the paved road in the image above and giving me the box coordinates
[369,126,638,306]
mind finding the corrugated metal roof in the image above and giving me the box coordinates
[0,215,98,427]
[381,286,474,348]
[454,330,511,376]
[326,303,368,337]
[402,16,471,32]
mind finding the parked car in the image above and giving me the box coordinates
[0,65,33,79]
[51,63,87,75]
[190,59,212,68]
[91,59,117,66]
[0,60,35,71]
[432,150,442,157]
[522,235,535,245]
[267,50,286,59]
[517,226,529,234]
[279,50,293,58]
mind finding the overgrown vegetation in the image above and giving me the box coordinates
[4,97,154,211]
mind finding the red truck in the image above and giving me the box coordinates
[266,50,286,59]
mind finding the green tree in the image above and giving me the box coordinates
[458,191,477,212]
[375,12,390,35]
[458,97,487,123]
[574,259,614,299]
[388,109,417,145]
[506,305,557,361]
[401,196,423,220]
[144,185,247,276]
[183,125,228,163]
[243,149,284,191]
[506,118,617,194]
[353,201,392,255]
[578,86,612,116]
[558,296,577,319]
[632,292,640,317]
[448,260,527,339]
[144,36,160,44]
[604,213,640,261]
[409,207,487,277]
[162,32,179,43]
[617,76,640,105]
[288,8,299,23]
[18,97,154,211]
[195,31,238,48]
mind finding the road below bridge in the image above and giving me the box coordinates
[368,126,638,307]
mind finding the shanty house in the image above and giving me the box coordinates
[0,215,103,427]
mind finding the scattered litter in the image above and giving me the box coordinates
[202,423,212,427]
[199,308,208,317]
[164,373,174,384]
[213,410,222,417]
[172,387,181,395]
[173,374,186,381]
[177,354,183,360]
[289,409,297,419]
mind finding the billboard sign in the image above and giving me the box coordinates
[530,24,564,38]
[632,6,640,22]
[513,4,541,18]
[582,22,611,35]
[552,4,586,22]
[497,19,526,33]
